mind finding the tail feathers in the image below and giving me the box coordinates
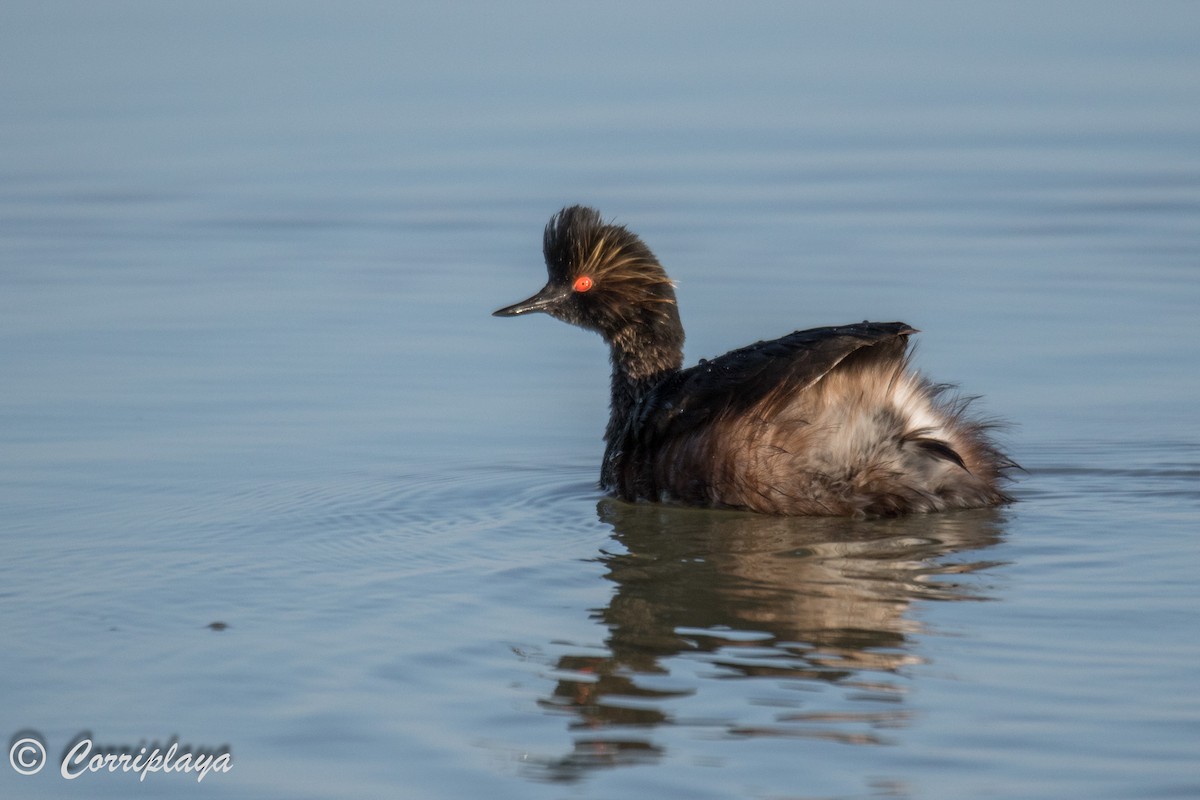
[906,435,968,471]
[804,366,1017,517]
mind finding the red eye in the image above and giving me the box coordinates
[572,275,594,293]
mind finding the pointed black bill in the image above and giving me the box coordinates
[492,283,567,317]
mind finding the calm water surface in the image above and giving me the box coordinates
[2,2,1198,798]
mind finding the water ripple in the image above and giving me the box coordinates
[163,460,603,581]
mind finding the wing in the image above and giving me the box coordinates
[633,321,916,443]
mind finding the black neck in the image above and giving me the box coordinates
[603,323,683,448]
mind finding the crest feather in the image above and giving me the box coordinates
[543,205,677,311]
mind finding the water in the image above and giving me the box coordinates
[2,2,1198,797]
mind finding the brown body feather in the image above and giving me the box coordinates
[495,206,1017,517]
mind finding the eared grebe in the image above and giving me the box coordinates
[494,205,1016,516]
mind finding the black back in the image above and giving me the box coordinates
[632,322,915,446]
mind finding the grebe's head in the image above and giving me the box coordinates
[493,206,680,341]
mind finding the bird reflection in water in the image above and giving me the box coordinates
[524,500,1008,781]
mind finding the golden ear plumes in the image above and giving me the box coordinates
[544,205,677,320]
